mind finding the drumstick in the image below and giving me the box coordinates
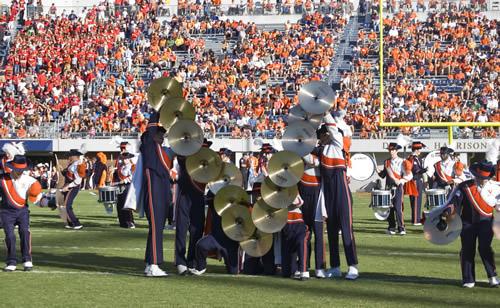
[48,160,52,190]
[372,153,381,174]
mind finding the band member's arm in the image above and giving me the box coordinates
[378,165,387,178]
[453,161,465,183]
[323,113,343,148]
[303,154,319,168]
[441,186,464,217]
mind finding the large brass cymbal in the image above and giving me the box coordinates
[298,81,335,115]
[240,229,273,257]
[186,147,223,184]
[214,185,250,216]
[288,105,322,128]
[268,151,305,188]
[208,163,243,194]
[252,198,288,233]
[159,97,195,129]
[423,208,462,245]
[147,77,183,111]
[221,204,255,242]
[167,120,204,156]
[281,121,317,157]
[261,177,298,209]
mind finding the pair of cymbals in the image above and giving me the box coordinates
[208,163,243,194]
[214,185,250,216]
[159,97,195,129]
[148,77,183,111]
[281,121,317,157]
[221,204,255,242]
[298,81,335,115]
[261,177,298,209]
[240,229,273,257]
[252,198,288,233]
[268,151,305,188]
[168,120,204,156]
[288,105,322,128]
[186,147,223,183]
[423,208,462,245]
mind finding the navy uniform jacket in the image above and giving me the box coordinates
[177,156,206,194]
[139,114,173,179]
[448,179,494,224]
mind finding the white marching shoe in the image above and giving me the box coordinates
[23,261,33,272]
[326,267,342,278]
[300,271,310,280]
[462,282,475,288]
[145,264,168,277]
[144,264,151,274]
[345,266,359,280]
[3,264,16,272]
[177,264,188,275]
[190,268,206,276]
[315,269,326,279]
[489,276,499,287]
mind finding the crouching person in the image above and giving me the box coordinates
[0,155,42,272]
[281,194,309,280]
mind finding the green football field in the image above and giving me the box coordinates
[1,192,500,307]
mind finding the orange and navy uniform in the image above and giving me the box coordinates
[62,159,86,228]
[140,112,174,265]
[404,153,426,224]
[433,158,464,189]
[445,179,499,284]
[319,113,357,268]
[281,202,309,277]
[0,172,42,266]
[300,153,321,187]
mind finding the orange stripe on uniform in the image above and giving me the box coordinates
[146,169,157,264]
[1,177,26,208]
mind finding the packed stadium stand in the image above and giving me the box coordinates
[0,0,498,140]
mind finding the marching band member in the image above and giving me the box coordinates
[92,152,108,189]
[1,155,42,272]
[317,110,358,280]
[175,139,211,275]
[281,194,308,280]
[112,152,136,229]
[239,152,250,189]
[60,148,87,230]
[0,142,25,229]
[441,161,500,288]
[299,146,326,278]
[192,148,241,276]
[243,144,276,276]
[378,143,413,236]
[405,142,427,225]
[140,111,174,277]
[432,146,465,192]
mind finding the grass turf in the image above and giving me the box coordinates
[1,192,500,307]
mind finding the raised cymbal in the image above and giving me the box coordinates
[423,208,462,245]
[221,204,255,242]
[240,229,273,257]
[214,185,250,216]
[252,198,288,233]
[186,147,223,184]
[167,120,204,156]
[281,121,317,157]
[159,97,195,128]
[298,81,335,115]
[261,177,298,209]
[208,163,243,194]
[148,77,183,111]
[268,151,305,188]
[288,105,322,128]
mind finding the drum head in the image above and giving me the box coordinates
[374,209,390,221]
[423,151,441,177]
[350,153,375,181]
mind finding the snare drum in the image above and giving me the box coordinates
[39,192,57,209]
[425,189,446,210]
[98,186,119,214]
[371,190,391,220]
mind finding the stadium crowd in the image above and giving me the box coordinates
[0,0,497,140]
[342,0,498,139]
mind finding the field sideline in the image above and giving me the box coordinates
[1,192,500,307]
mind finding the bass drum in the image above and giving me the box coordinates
[350,153,376,181]
[423,150,441,178]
